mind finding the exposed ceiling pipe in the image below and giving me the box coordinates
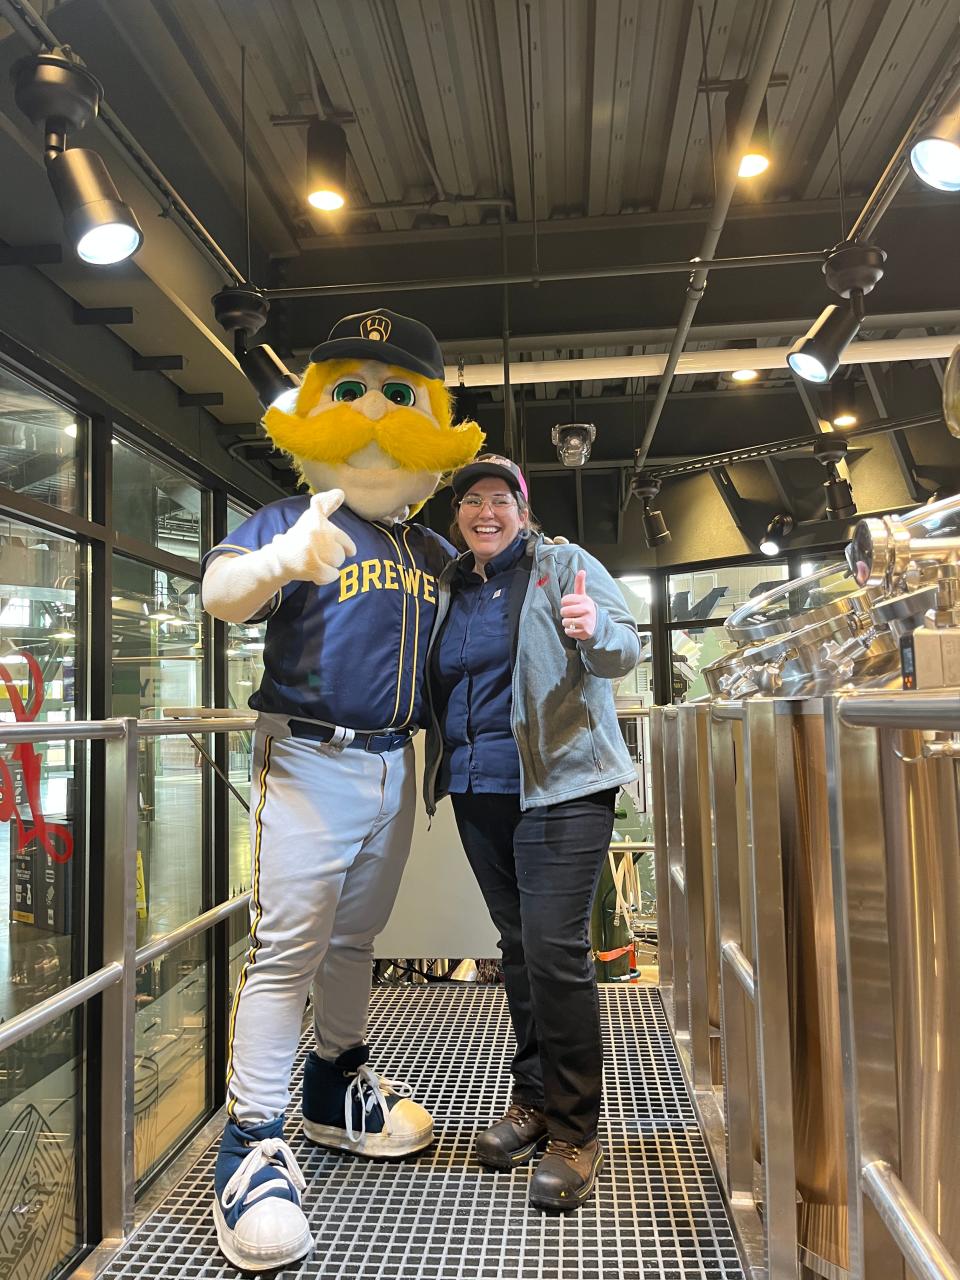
[633,0,796,470]
[443,332,960,388]
[261,248,823,300]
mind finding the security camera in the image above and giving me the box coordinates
[552,423,596,467]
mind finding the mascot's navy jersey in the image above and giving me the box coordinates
[202,498,455,731]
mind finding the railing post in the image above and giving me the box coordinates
[650,708,673,992]
[678,704,714,1090]
[101,718,139,1240]
[743,700,799,1279]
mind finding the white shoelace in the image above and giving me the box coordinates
[344,1066,413,1143]
[221,1137,306,1211]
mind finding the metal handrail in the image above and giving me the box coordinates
[862,1160,960,1280]
[0,961,122,1054]
[0,721,125,743]
[135,892,252,968]
[839,692,960,730]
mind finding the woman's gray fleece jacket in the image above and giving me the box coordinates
[424,535,641,814]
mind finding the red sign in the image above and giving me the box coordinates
[0,652,74,863]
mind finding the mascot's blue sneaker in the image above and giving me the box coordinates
[213,1116,313,1272]
[301,1044,434,1158]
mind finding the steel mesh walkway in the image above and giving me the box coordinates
[101,985,743,1279]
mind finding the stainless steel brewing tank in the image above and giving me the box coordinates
[876,728,960,1270]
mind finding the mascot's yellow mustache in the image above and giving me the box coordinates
[263,400,484,472]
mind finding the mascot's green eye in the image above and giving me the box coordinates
[333,379,366,402]
[382,381,416,407]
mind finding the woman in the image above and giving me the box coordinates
[424,453,640,1211]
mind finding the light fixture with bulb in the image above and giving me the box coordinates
[725,88,771,180]
[12,50,143,265]
[760,514,793,557]
[630,472,671,547]
[213,287,300,415]
[910,83,960,192]
[552,423,596,467]
[831,377,858,428]
[306,119,348,211]
[787,242,886,383]
[813,437,857,520]
[730,367,759,383]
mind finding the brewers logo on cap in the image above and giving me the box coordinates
[360,315,391,342]
[309,308,445,381]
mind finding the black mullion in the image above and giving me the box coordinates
[650,569,671,706]
[210,488,230,1106]
[85,412,112,1254]
[0,483,107,542]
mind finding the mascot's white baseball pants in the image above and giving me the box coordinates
[225,722,416,1127]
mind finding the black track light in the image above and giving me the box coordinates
[212,286,270,336]
[12,50,143,264]
[631,472,671,547]
[46,148,143,264]
[788,242,886,383]
[760,513,793,557]
[813,437,857,520]
[823,472,857,520]
[212,287,300,413]
[306,120,348,211]
[238,344,300,413]
[910,83,960,192]
[787,303,861,384]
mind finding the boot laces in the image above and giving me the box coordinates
[505,1102,542,1127]
[221,1138,306,1211]
[345,1065,413,1142]
[545,1137,583,1160]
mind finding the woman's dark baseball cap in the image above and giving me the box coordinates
[452,454,529,502]
[309,308,445,382]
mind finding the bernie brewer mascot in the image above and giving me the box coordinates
[201,309,483,1271]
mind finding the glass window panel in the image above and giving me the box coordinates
[670,626,740,703]
[667,562,790,622]
[0,365,81,513]
[135,936,210,1183]
[0,1010,86,1279]
[227,621,263,915]
[615,574,651,626]
[615,630,654,706]
[112,440,203,562]
[112,555,206,943]
[0,521,86,1024]
[227,502,253,535]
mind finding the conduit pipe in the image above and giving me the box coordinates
[442,332,960,389]
[633,0,796,469]
[261,249,824,301]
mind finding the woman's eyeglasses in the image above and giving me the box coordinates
[459,495,516,510]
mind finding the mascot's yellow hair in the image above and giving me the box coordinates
[263,359,484,475]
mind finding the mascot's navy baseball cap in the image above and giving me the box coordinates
[309,309,445,382]
[452,453,529,502]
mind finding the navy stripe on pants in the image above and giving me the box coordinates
[451,788,616,1145]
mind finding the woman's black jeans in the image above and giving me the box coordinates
[451,788,616,1146]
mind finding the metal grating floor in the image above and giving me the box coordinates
[101,986,744,1279]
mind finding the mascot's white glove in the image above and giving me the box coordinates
[201,489,357,624]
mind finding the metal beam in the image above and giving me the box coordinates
[633,0,797,468]
[862,365,923,501]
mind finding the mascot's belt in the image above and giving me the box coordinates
[256,711,414,753]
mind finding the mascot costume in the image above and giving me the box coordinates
[201,309,483,1270]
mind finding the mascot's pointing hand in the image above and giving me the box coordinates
[266,489,358,586]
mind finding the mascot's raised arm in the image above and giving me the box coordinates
[201,309,482,1273]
